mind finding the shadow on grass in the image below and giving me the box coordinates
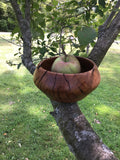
[0,67,120,160]
[0,71,75,160]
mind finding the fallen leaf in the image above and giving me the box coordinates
[18,143,22,148]
[9,101,15,105]
[94,119,101,124]
[3,133,7,136]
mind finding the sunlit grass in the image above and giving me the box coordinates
[78,45,120,158]
[0,33,120,159]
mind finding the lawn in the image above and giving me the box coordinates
[0,33,120,160]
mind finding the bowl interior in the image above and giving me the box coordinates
[39,57,94,73]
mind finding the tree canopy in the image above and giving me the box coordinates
[11,0,120,65]
[0,0,15,31]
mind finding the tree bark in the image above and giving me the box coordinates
[50,101,118,160]
[10,1,120,160]
[10,0,36,74]
[88,0,120,66]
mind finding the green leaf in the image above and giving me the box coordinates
[33,2,39,10]
[50,47,57,52]
[65,0,78,6]
[91,0,97,5]
[47,32,53,38]
[17,63,22,69]
[38,27,44,40]
[95,6,104,17]
[51,41,58,48]
[85,11,90,21]
[99,0,105,8]
[52,0,58,7]
[77,26,97,46]
[73,50,80,56]
[48,52,55,56]
[66,9,75,14]
[14,52,19,56]
[46,5,52,11]
[38,14,45,28]
[80,45,86,52]
[39,46,48,55]
[72,43,80,48]
[8,17,14,23]
[12,26,20,36]
[41,41,46,46]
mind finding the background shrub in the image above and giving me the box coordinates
[0,1,16,32]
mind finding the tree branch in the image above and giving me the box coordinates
[102,0,120,29]
[25,0,31,23]
[88,10,120,66]
[51,100,118,160]
[10,0,36,74]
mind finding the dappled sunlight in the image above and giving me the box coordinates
[99,67,115,73]
[0,104,14,113]
[94,104,119,116]
[19,86,35,95]
[109,42,120,51]
[27,105,48,118]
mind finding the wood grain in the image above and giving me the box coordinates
[34,57,100,103]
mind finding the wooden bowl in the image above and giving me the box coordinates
[33,56,100,103]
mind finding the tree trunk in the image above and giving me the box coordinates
[50,101,118,160]
[10,0,120,159]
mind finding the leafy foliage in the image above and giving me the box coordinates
[77,26,97,50]
[0,1,16,31]
[11,0,118,64]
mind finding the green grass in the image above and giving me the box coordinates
[0,34,120,160]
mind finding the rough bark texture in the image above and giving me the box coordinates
[10,1,120,160]
[50,101,118,160]
[88,0,120,66]
[10,0,36,74]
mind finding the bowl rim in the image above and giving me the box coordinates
[36,56,97,76]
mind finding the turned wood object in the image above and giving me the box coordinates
[33,56,100,103]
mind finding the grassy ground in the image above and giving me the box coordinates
[0,33,120,160]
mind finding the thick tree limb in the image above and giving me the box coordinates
[88,1,120,66]
[10,0,36,74]
[25,0,31,23]
[103,0,120,29]
[10,1,120,160]
[51,101,118,160]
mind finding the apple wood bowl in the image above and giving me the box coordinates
[33,56,100,103]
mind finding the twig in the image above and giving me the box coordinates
[61,44,67,56]
[0,36,22,47]
[59,27,67,57]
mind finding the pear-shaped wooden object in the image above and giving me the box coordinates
[33,57,100,103]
